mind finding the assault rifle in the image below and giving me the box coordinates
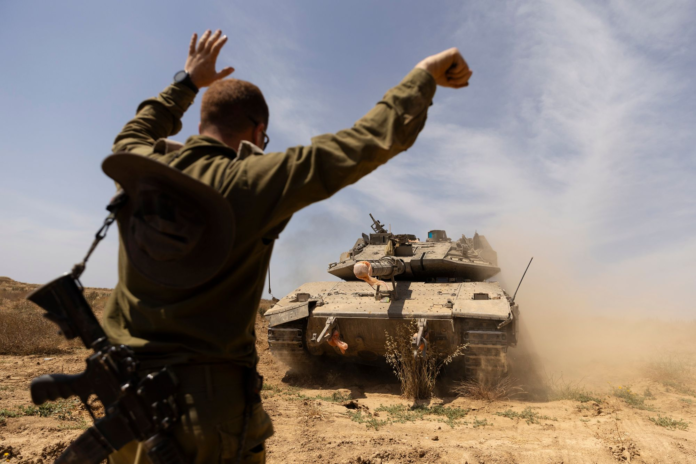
[27,273,187,464]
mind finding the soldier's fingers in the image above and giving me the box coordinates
[445,50,465,67]
[447,59,470,76]
[447,57,469,76]
[205,30,222,54]
[448,70,472,88]
[460,70,473,84]
[189,33,197,56]
[450,81,469,89]
[446,67,470,80]
[197,30,212,53]
[211,35,228,57]
[215,67,235,80]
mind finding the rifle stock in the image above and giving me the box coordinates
[26,274,107,349]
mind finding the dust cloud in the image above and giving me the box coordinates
[490,223,696,392]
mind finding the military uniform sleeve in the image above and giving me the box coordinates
[235,68,436,235]
[112,84,197,155]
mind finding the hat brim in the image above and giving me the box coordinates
[102,153,235,289]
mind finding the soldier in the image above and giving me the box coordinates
[105,29,472,463]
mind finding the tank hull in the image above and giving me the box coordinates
[266,280,518,377]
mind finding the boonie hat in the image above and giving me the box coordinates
[102,153,235,289]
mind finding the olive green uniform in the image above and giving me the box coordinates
[105,68,436,463]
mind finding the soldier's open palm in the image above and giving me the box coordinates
[185,29,235,88]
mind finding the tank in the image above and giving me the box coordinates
[264,214,519,378]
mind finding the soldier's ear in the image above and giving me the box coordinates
[253,123,266,148]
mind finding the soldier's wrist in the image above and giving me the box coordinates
[173,70,199,94]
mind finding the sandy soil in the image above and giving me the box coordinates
[1,280,695,463]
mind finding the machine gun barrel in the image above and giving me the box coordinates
[369,213,387,234]
[368,257,405,279]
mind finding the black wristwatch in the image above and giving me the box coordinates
[173,70,199,93]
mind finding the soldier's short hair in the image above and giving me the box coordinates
[200,79,269,137]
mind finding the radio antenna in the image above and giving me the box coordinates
[511,257,533,304]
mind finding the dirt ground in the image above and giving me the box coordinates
[1,278,695,463]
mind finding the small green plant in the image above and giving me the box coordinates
[260,383,282,398]
[315,391,352,403]
[472,417,490,428]
[679,398,693,405]
[494,407,557,425]
[374,404,469,428]
[427,405,470,428]
[347,410,388,431]
[612,386,655,411]
[57,418,89,430]
[649,415,688,431]
[0,399,82,425]
[375,404,424,423]
[0,409,20,418]
[576,392,603,403]
[643,388,654,399]
[495,409,518,420]
[285,392,311,402]
[18,400,77,420]
[272,385,313,402]
[0,408,20,425]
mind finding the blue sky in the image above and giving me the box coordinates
[0,1,694,318]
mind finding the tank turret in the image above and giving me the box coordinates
[327,216,500,283]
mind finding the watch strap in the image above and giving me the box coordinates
[173,70,199,93]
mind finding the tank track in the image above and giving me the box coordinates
[267,320,313,369]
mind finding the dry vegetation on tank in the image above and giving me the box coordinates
[383,320,466,400]
[2,276,696,463]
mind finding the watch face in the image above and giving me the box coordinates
[173,70,188,83]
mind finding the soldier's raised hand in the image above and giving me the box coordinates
[416,48,472,89]
[185,30,235,88]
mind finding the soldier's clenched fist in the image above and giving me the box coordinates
[416,48,472,89]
